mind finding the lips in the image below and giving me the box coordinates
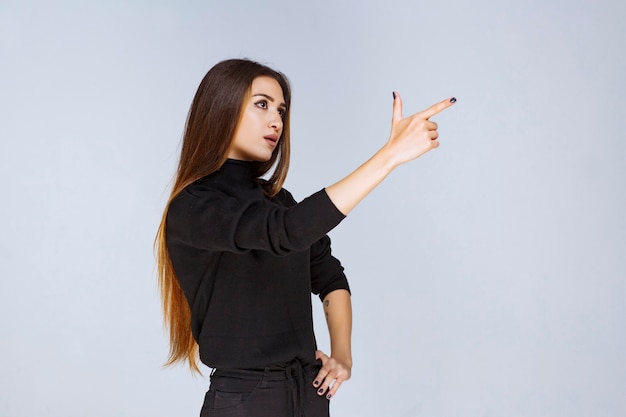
[264,134,278,147]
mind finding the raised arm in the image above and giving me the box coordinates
[325,93,456,215]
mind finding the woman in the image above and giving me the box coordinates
[155,58,455,417]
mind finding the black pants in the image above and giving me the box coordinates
[200,359,330,417]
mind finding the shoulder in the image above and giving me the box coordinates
[171,178,224,204]
[168,177,236,220]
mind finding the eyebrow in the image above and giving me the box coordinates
[252,93,287,108]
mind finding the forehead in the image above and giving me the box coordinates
[250,76,285,101]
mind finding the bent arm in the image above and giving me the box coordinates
[313,289,352,399]
[324,289,353,369]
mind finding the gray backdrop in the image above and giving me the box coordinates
[1,0,624,416]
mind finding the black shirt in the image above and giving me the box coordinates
[166,159,350,369]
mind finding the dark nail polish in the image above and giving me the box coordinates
[326,394,332,400]
[313,381,320,387]
[392,92,397,100]
[450,97,457,103]
[318,388,324,394]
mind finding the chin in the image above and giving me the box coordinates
[254,152,275,162]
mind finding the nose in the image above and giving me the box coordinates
[269,111,283,131]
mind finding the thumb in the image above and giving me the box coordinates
[392,91,403,123]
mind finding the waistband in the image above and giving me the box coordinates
[213,358,319,380]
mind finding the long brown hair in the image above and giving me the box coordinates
[155,59,292,372]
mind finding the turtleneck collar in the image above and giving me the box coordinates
[217,158,257,184]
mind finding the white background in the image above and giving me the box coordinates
[1,0,625,416]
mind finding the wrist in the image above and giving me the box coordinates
[330,351,353,369]
[374,145,400,173]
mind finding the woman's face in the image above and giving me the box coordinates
[228,76,286,162]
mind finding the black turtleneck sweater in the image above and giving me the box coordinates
[166,160,350,369]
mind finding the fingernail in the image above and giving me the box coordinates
[326,394,332,400]
[318,388,324,394]
[313,381,320,387]
[450,97,457,103]
[392,91,397,100]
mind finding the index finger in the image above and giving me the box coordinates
[419,97,457,119]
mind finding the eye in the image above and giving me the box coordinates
[254,99,268,109]
[278,107,286,118]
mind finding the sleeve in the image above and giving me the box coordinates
[310,234,351,301]
[166,186,346,256]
